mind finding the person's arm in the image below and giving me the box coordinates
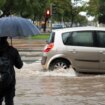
[14,50,23,69]
[12,47,23,69]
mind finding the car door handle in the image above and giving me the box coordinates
[69,50,77,53]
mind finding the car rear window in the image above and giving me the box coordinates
[47,32,55,44]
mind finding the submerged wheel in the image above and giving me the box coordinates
[49,59,70,70]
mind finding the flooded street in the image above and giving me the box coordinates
[13,61,105,105]
[6,39,105,105]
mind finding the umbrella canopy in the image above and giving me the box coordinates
[0,16,40,37]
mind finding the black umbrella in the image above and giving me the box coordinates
[0,16,40,37]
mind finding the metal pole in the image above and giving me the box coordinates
[50,3,52,32]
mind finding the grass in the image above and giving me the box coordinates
[31,33,50,39]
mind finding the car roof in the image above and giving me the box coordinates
[52,26,105,33]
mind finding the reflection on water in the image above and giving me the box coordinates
[14,62,105,105]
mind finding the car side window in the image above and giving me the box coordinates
[62,31,94,47]
[72,31,93,46]
[62,32,72,45]
[97,31,105,47]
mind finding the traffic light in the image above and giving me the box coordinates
[45,8,51,19]
[43,8,51,32]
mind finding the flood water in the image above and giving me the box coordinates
[4,37,105,105]
[11,61,105,105]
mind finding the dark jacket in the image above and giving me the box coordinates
[0,39,23,95]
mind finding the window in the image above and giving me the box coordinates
[97,31,105,47]
[72,31,93,46]
[47,32,55,44]
[62,32,72,45]
[62,31,94,47]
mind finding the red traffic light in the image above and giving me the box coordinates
[46,9,50,15]
[45,8,51,17]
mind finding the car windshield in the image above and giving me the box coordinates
[47,32,55,44]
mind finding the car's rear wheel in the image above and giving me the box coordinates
[49,59,70,70]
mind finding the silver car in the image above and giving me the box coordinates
[41,26,105,73]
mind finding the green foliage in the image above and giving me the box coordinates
[0,0,48,20]
[50,0,72,22]
[98,0,105,23]
[87,0,105,23]
[49,0,88,26]
[87,0,99,16]
[0,0,89,25]
[0,0,6,8]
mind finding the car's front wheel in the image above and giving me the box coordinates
[49,59,70,70]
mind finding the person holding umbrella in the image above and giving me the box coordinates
[0,16,40,105]
[0,36,23,105]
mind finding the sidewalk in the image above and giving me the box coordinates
[9,38,46,51]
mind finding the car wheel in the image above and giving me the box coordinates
[49,59,70,70]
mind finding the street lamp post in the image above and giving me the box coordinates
[50,3,53,31]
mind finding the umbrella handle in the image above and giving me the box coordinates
[10,37,12,45]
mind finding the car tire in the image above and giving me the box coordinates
[49,59,70,70]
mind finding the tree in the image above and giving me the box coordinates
[0,0,6,8]
[13,0,48,21]
[0,0,15,17]
[0,0,88,26]
[49,0,87,26]
[98,0,105,23]
[87,0,105,24]
[0,0,47,21]
[87,0,100,23]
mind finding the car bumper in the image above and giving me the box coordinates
[41,56,47,65]
[41,56,48,70]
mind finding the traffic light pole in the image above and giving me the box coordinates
[43,3,53,32]
[50,3,52,31]
[50,3,57,31]
[43,8,51,32]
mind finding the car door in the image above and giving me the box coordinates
[63,31,99,72]
[97,31,105,71]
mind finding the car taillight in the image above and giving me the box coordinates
[43,43,54,52]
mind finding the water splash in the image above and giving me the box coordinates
[16,62,77,77]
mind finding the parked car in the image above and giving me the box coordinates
[41,26,105,73]
[52,24,65,30]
